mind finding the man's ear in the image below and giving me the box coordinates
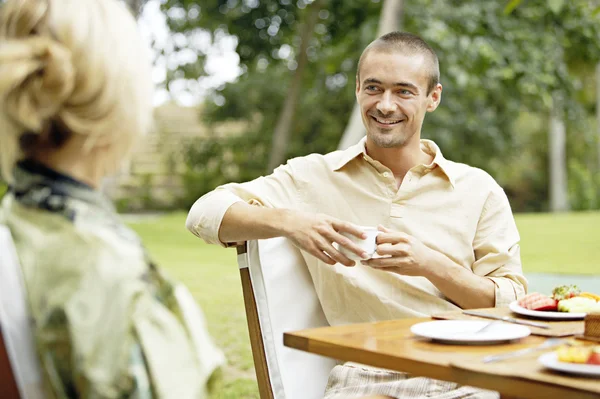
[426,83,442,112]
[355,76,360,98]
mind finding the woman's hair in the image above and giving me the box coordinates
[0,0,154,182]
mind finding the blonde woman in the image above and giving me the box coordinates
[0,0,223,397]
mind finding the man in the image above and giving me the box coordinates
[187,31,527,399]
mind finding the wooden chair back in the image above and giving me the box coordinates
[236,238,336,399]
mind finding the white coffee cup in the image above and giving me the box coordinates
[338,226,381,261]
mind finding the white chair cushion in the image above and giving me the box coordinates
[0,225,45,399]
[239,238,336,399]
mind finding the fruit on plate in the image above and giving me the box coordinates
[588,347,600,365]
[518,292,558,311]
[556,345,600,365]
[557,297,600,313]
[552,284,581,301]
[556,345,592,364]
[579,292,600,302]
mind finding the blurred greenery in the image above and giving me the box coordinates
[162,0,600,213]
[128,211,600,398]
[0,180,7,200]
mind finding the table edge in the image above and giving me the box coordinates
[283,331,599,399]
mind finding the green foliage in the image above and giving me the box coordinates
[410,0,600,173]
[140,173,156,210]
[504,0,523,15]
[179,132,270,207]
[0,180,7,201]
[568,160,599,211]
[115,197,132,214]
[164,0,600,211]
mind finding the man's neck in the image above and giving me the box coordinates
[365,137,433,180]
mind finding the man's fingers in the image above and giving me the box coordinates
[377,224,392,233]
[332,220,367,239]
[309,245,336,265]
[376,243,409,256]
[317,239,355,267]
[301,240,336,265]
[363,257,400,268]
[326,231,369,259]
[376,232,410,245]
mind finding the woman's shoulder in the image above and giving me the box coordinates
[4,196,150,314]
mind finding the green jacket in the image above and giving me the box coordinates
[1,161,216,399]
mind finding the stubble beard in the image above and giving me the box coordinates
[369,126,415,149]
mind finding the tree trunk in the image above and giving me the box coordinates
[548,93,569,212]
[337,0,404,150]
[266,0,323,172]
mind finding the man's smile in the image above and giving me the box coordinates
[370,114,404,127]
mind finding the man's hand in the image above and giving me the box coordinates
[281,210,369,266]
[362,225,438,276]
[364,225,497,309]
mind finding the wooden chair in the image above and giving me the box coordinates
[236,238,336,399]
[0,225,45,399]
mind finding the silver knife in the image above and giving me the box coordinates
[462,310,550,329]
[482,338,565,363]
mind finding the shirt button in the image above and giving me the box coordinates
[382,172,391,178]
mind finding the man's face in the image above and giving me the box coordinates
[356,50,441,149]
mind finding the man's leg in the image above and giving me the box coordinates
[324,364,499,399]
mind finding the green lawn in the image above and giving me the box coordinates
[126,211,600,398]
[516,211,600,274]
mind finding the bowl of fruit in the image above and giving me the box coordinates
[538,344,600,377]
[509,285,600,320]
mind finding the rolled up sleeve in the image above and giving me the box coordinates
[472,186,528,306]
[185,163,299,246]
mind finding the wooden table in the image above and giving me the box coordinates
[283,317,600,399]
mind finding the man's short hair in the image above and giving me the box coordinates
[357,31,440,94]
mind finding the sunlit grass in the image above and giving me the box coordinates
[516,211,600,275]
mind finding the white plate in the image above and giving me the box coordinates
[410,320,530,345]
[538,352,600,377]
[509,301,586,320]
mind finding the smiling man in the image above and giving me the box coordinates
[187,31,526,399]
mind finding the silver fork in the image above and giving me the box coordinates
[482,338,566,363]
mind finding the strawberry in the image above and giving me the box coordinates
[587,348,600,366]
[518,292,558,311]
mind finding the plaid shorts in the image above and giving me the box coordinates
[323,363,499,399]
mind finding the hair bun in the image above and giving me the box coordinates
[0,36,75,133]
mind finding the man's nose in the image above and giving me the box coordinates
[376,91,395,115]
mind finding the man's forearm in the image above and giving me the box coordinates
[218,202,291,244]
[424,251,496,309]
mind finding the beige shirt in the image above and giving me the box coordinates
[188,138,527,325]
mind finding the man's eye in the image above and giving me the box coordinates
[365,86,378,91]
[400,89,412,95]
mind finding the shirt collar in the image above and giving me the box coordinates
[420,139,456,188]
[10,159,115,215]
[332,137,367,171]
[333,137,456,188]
